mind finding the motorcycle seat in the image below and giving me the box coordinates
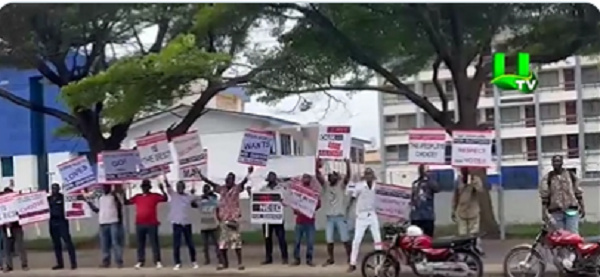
[431,235,477,249]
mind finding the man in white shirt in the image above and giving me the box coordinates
[346,168,382,272]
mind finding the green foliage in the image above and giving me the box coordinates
[61,34,231,124]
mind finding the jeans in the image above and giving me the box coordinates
[201,229,220,264]
[262,224,288,261]
[49,219,77,267]
[99,223,124,266]
[136,224,161,264]
[172,224,196,264]
[325,215,350,243]
[0,229,4,267]
[293,223,315,262]
[3,226,27,269]
[552,211,579,234]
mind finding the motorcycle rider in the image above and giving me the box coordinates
[539,155,584,234]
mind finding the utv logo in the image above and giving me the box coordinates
[491,52,538,94]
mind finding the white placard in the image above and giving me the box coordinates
[65,193,92,220]
[179,150,208,181]
[250,192,284,224]
[172,131,204,168]
[283,183,319,218]
[408,129,448,165]
[317,126,351,160]
[237,129,274,167]
[451,130,494,168]
[0,193,19,225]
[374,183,411,220]
[57,156,96,193]
[98,150,139,182]
[135,132,173,169]
[17,192,50,225]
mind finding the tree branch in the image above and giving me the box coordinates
[447,5,463,64]
[148,19,169,53]
[432,56,449,114]
[104,119,133,150]
[0,87,79,126]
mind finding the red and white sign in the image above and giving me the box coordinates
[451,130,494,168]
[238,129,274,166]
[374,183,411,220]
[57,156,96,193]
[65,193,92,220]
[408,129,448,165]
[172,131,204,168]
[179,150,207,181]
[283,182,320,218]
[17,191,50,225]
[135,132,173,169]
[97,150,139,183]
[0,193,19,225]
[317,126,351,160]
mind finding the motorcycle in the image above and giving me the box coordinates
[361,222,484,277]
[503,222,600,277]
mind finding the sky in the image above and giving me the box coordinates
[130,21,381,148]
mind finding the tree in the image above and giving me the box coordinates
[249,3,600,237]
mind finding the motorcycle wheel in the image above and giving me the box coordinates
[503,245,545,277]
[360,250,400,277]
[453,251,484,277]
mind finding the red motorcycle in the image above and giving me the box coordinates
[361,222,484,277]
[503,223,600,277]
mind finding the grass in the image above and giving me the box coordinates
[24,222,600,251]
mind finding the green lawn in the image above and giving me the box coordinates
[24,222,599,251]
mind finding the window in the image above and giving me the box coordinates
[500,107,521,123]
[584,133,600,150]
[385,115,396,123]
[483,108,494,123]
[444,80,454,94]
[583,100,600,117]
[398,115,416,130]
[293,138,302,155]
[398,145,409,161]
[566,134,579,159]
[502,139,522,155]
[563,68,575,90]
[358,148,365,163]
[0,157,14,177]
[385,145,399,161]
[280,133,292,155]
[541,136,563,153]
[350,147,358,163]
[270,133,277,155]
[526,137,537,161]
[582,66,600,85]
[423,114,439,127]
[539,103,560,121]
[537,70,559,89]
[385,145,398,153]
[384,115,398,131]
[422,82,438,98]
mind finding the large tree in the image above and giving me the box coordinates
[248,3,600,236]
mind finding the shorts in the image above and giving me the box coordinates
[218,222,242,249]
[325,215,350,243]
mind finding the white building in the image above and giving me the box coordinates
[378,56,600,224]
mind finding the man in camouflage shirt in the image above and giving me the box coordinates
[539,155,585,234]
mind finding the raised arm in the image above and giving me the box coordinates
[163,176,174,194]
[158,183,168,202]
[342,159,351,186]
[199,171,220,190]
[315,159,326,186]
[237,166,254,192]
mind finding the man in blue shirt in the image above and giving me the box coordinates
[410,165,439,237]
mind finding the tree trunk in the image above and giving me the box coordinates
[473,168,500,238]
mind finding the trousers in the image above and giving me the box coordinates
[263,224,288,261]
[350,212,382,266]
[136,224,161,263]
[172,224,196,264]
[99,223,124,266]
[49,219,77,267]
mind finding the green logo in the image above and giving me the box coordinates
[490,52,538,94]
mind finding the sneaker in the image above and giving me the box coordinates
[134,262,143,269]
[282,259,289,265]
[238,265,245,270]
[291,259,301,266]
[52,265,64,270]
[347,265,356,273]
[156,262,163,269]
[306,261,315,267]
[173,264,181,271]
[322,259,334,267]
[192,262,199,269]
[22,266,29,271]
[261,260,273,265]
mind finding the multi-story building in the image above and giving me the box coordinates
[378,56,600,191]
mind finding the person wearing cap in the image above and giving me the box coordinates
[451,167,483,236]
[539,155,584,233]
[410,164,439,237]
[315,159,351,267]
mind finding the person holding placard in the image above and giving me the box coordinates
[124,179,168,269]
[48,183,77,270]
[291,174,321,267]
[1,187,27,272]
[410,165,440,237]
[315,159,352,267]
[164,179,199,270]
[192,184,220,267]
[346,168,382,273]
[451,167,483,236]
[199,166,253,271]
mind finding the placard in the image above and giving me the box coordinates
[0,193,19,225]
[138,164,171,179]
[374,183,411,220]
[179,150,207,181]
[17,191,50,225]
[451,130,494,168]
[172,131,204,168]
[65,193,92,220]
[135,132,173,169]
[283,183,319,218]
[57,156,96,193]
[98,150,139,183]
[198,197,218,229]
[408,129,447,165]
[250,192,284,224]
[317,126,351,160]
[237,129,273,167]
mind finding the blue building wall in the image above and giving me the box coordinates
[430,165,540,191]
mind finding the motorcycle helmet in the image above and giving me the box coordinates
[406,225,424,237]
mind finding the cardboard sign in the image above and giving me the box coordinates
[179,150,207,181]
[172,131,204,168]
[283,183,319,218]
[317,126,351,160]
[97,150,139,183]
[374,183,411,220]
[250,192,284,224]
[451,130,494,168]
[238,129,274,166]
[135,132,173,169]
[17,191,50,225]
[57,156,96,193]
[408,129,448,165]
[65,193,93,220]
[0,193,19,225]
[138,164,171,179]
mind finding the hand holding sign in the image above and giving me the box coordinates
[248,166,254,175]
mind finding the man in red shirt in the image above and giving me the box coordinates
[200,166,252,270]
[124,179,168,269]
[291,174,321,267]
